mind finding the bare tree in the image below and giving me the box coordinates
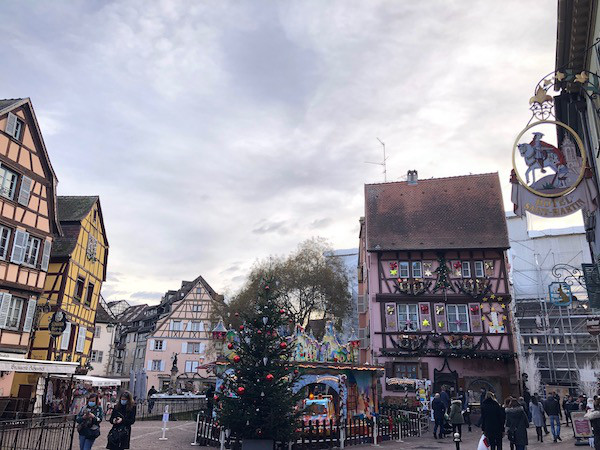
[577,360,600,398]
[521,353,542,395]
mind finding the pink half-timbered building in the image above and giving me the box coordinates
[358,172,518,401]
[145,276,219,392]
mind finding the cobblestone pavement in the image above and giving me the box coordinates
[75,419,583,449]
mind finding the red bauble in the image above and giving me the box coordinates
[289,319,294,323]
[234,312,239,317]
[213,395,219,401]
[237,387,245,395]
[239,325,244,331]
[280,342,287,349]
[279,309,285,314]
[294,369,299,375]
[227,343,234,350]
[266,374,274,381]
[257,330,262,335]
[233,355,241,363]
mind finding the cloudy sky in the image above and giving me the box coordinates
[0,1,571,303]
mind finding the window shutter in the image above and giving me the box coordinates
[420,362,429,379]
[418,302,433,332]
[199,322,205,332]
[182,342,188,354]
[147,360,152,371]
[0,293,11,329]
[186,321,191,331]
[60,322,72,350]
[200,343,206,354]
[149,339,154,350]
[384,361,394,377]
[357,294,367,314]
[76,326,87,353]
[434,303,447,333]
[469,303,483,332]
[17,176,32,206]
[10,230,28,264]
[160,360,165,371]
[169,320,173,331]
[384,303,398,332]
[40,240,51,271]
[5,113,17,138]
[22,298,37,332]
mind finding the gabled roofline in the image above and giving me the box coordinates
[1,98,62,236]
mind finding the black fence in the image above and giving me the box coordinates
[0,414,76,450]
[0,398,33,420]
[133,398,206,421]
[194,411,423,449]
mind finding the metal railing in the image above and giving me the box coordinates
[194,410,424,448]
[134,398,206,420]
[0,414,76,450]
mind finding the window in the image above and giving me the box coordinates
[397,304,419,331]
[90,350,103,362]
[461,262,471,278]
[74,277,85,301]
[94,325,101,338]
[151,360,162,371]
[171,320,182,331]
[394,363,418,379]
[0,166,17,200]
[85,282,94,306]
[412,261,422,278]
[13,119,23,141]
[6,296,24,329]
[447,305,470,332]
[185,361,199,372]
[192,304,203,313]
[153,340,164,351]
[86,235,97,261]
[126,334,130,343]
[0,226,10,260]
[190,321,204,332]
[196,287,202,295]
[93,209,97,223]
[474,261,484,278]
[399,262,409,278]
[187,342,203,354]
[22,236,40,267]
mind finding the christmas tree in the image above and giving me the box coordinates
[217,277,301,442]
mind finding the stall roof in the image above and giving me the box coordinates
[0,356,78,374]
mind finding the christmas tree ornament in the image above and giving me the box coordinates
[239,325,244,331]
[279,309,285,314]
[263,357,268,366]
[266,373,274,381]
[260,391,265,397]
[293,369,299,375]
[237,387,245,395]
[280,342,287,349]
[227,343,234,350]
[262,317,268,325]
[214,395,219,401]
[234,312,239,317]
[233,355,241,363]
[257,330,262,335]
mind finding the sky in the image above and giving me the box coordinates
[0,1,576,303]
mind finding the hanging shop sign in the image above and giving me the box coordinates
[510,74,598,218]
[586,317,600,336]
[548,281,572,306]
[48,311,67,337]
[582,263,600,309]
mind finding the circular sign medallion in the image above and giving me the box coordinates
[512,120,586,198]
[49,310,67,337]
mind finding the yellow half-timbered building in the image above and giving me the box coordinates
[30,196,108,370]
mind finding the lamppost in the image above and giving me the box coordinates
[211,318,228,359]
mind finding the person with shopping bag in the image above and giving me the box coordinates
[505,398,529,450]
[481,392,505,450]
[107,391,137,450]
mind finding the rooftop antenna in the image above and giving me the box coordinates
[365,138,388,182]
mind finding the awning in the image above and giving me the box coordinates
[51,374,123,387]
[0,356,78,374]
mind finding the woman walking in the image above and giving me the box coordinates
[449,398,465,438]
[107,391,137,450]
[530,396,546,442]
[76,393,104,450]
[505,398,529,450]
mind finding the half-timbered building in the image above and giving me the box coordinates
[145,276,219,392]
[359,172,518,401]
[0,99,61,398]
[29,196,108,372]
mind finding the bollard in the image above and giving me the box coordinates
[372,415,380,447]
[159,405,169,440]
[453,431,461,450]
[191,413,200,445]
[219,429,226,450]
[395,416,404,443]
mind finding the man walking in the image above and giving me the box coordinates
[147,385,157,414]
[432,393,446,439]
[481,392,505,450]
[544,392,563,442]
[440,386,451,413]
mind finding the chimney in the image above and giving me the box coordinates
[407,170,418,185]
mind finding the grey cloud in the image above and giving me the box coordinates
[130,291,163,300]
[252,220,289,235]
[311,218,332,229]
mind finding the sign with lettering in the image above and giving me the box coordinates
[511,120,597,218]
[0,360,77,374]
[48,311,67,337]
[572,412,593,438]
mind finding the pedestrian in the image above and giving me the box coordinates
[517,397,528,417]
[450,398,465,438]
[523,388,531,421]
[585,398,600,450]
[505,398,529,450]
[147,385,157,414]
[107,390,137,450]
[503,397,514,450]
[535,393,550,435]
[441,386,450,413]
[564,395,574,426]
[544,391,563,442]
[481,392,505,450]
[76,393,104,450]
[432,393,446,439]
[529,396,545,442]
[461,389,472,432]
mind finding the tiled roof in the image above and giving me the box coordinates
[365,173,509,251]
[0,99,25,113]
[57,196,98,222]
[95,303,113,323]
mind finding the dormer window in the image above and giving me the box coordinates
[5,113,24,141]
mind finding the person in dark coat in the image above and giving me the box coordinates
[505,398,529,450]
[76,393,104,450]
[585,398,600,450]
[432,393,446,439]
[147,386,157,414]
[440,387,451,413]
[449,399,465,438]
[481,392,505,450]
[544,392,562,442]
[107,390,137,450]
[523,389,531,421]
